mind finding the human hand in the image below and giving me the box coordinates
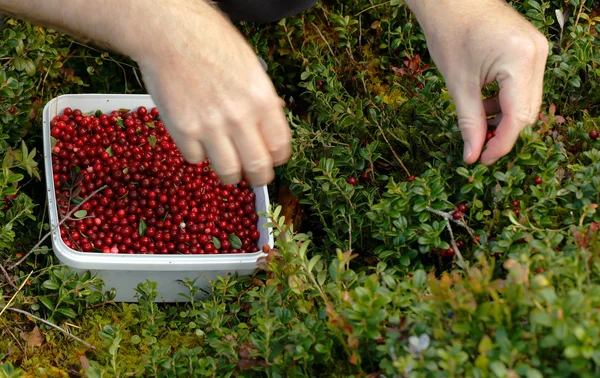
[405,0,549,165]
[129,1,291,186]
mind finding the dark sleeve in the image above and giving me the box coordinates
[215,0,318,24]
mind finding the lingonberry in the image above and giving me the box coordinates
[347,177,357,186]
[589,130,599,140]
[452,211,463,220]
[534,176,543,185]
[52,107,261,255]
[457,203,467,213]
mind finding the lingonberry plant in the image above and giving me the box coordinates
[2,0,600,376]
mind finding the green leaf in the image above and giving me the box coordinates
[51,136,57,149]
[139,219,147,237]
[56,307,77,319]
[2,187,17,196]
[95,110,103,118]
[7,173,24,184]
[308,255,321,272]
[130,335,141,345]
[564,345,580,359]
[489,361,508,377]
[118,108,130,114]
[412,269,426,288]
[456,167,470,178]
[526,368,543,378]
[105,146,114,156]
[148,135,156,148]
[42,280,60,290]
[228,234,242,249]
[74,210,87,219]
[39,296,54,310]
[213,237,221,249]
[146,122,155,129]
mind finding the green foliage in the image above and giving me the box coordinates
[2,0,600,376]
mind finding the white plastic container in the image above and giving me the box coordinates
[42,94,272,302]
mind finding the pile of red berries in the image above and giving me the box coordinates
[50,106,261,255]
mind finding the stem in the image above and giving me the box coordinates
[0,262,15,289]
[311,22,341,65]
[8,185,107,271]
[374,120,411,176]
[0,306,96,350]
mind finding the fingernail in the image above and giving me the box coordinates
[463,142,472,162]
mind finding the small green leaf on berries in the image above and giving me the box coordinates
[119,108,130,114]
[74,210,87,218]
[139,219,147,237]
[95,110,103,118]
[229,234,242,249]
[106,146,114,156]
[148,135,157,148]
[51,136,57,149]
[146,122,155,129]
[213,237,221,249]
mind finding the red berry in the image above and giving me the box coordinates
[8,106,17,115]
[452,211,463,220]
[534,177,542,185]
[347,177,357,186]
[408,175,416,181]
[512,200,519,208]
[590,130,599,140]
[316,81,324,88]
[51,107,261,255]
[457,203,467,213]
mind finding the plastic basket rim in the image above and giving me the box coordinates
[42,94,273,269]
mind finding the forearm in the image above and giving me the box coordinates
[404,0,507,29]
[0,0,218,59]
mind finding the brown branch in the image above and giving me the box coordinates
[1,306,96,350]
[0,262,16,289]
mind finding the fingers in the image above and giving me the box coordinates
[230,116,276,186]
[448,82,488,165]
[167,126,206,164]
[480,74,535,165]
[258,101,292,167]
[203,132,243,185]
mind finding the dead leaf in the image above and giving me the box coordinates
[79,355,90,370]
[20,325,44,347]
[277,185,304,231]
